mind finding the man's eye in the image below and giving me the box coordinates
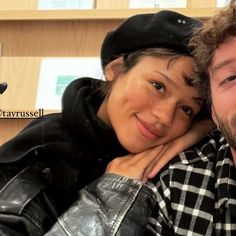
[152,82,165,93]
[221,75,236,85]
[180,105,193,116]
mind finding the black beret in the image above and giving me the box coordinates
[101,10,202,67]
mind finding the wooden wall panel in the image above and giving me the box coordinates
[96,0,128,9]
[0,57,40,109]
[0,0,218,11]
[188,0,216,8]
[0,119,32,145]
[0,0,37,10]
[0,0,220,147]
[96,0,217,9]
[0,20,122,56]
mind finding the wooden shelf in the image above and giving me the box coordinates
[0,8,221,21]
[0,0,221,144]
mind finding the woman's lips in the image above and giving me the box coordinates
[136,116,162,140]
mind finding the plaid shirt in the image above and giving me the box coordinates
[146,129,236,236]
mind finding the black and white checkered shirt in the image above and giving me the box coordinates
[146,129,236,236]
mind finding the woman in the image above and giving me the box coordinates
[45,10,212,236]
[0,10,211,236]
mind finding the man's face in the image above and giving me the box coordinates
[209,36,236,149]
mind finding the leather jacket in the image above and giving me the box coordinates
[45,174,157,236]
[0,78,132,235]
[0,160,58,235]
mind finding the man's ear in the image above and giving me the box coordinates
[211,106,219,126]
[104,57,123,81]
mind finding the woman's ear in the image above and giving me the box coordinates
[104,57,123,81]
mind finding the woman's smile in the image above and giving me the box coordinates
[135,115,163,140]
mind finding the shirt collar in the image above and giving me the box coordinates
[215,138,236,211]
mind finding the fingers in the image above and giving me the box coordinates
[105,145,165,181]
[146,150,173,179]
[143,144,172,179]
[106,119,215,181]
[129,145,165,167]
[141,144,171,181]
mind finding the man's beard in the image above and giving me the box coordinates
[217,113,236,150]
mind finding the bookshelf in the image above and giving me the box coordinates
[0,0,220,145]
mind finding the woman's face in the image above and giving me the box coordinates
[98,56,203,153]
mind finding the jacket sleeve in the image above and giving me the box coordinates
[0,163,58,236]
[45,173,157,236]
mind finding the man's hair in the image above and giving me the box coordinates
[190,0,236,105]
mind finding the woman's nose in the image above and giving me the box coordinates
[152,102,176,127]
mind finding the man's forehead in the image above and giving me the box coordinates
[209,37,236,74]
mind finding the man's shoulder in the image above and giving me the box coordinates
[152,129,222,185]
[171,128,222,167]
[149,130,222,236]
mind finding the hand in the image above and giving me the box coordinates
[106,145,166,183]
[106,119,215,183]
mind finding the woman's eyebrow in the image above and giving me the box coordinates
[154,71,178,88]
[154,71,195,88]
[167,57,195,87]
[182,73,195,86]
[192,97,203,107]
[154,70,202,108]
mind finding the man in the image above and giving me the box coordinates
[146,1,236,235]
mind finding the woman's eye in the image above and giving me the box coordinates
[180,106,193,117]
[152,82,165,93]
